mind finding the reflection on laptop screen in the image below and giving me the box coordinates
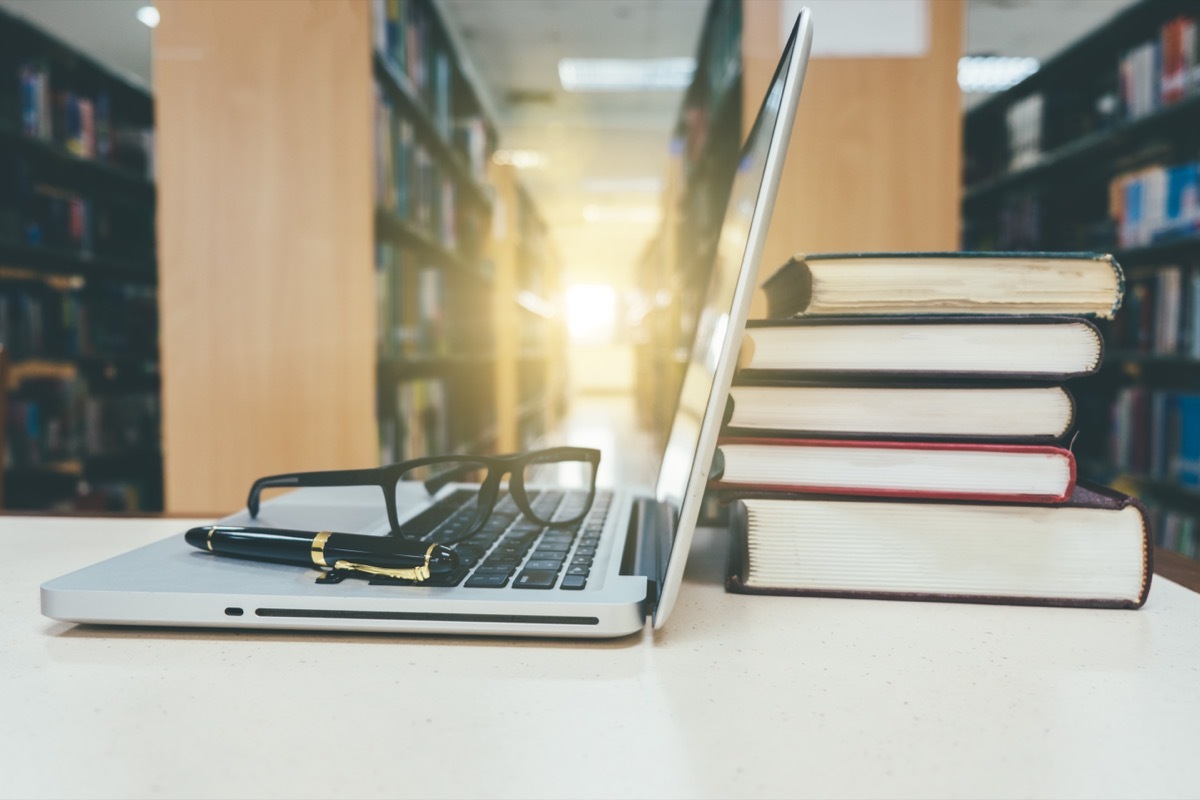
[656,31,796,511]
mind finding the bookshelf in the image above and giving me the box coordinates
[0,7,161,512]
[636,0,963,443]
[634,0,742,437]
[961,0,1200,560]
[372,0,501,464]
[487,163,567,454]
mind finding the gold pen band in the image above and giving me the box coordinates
[311,531,332,567]
[206,527,215,552]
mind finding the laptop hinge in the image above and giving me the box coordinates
[621,498,676,616]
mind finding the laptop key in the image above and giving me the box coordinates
[452,545,486,563]
[474,562,517,575]
[560,574,587,590]
[513,570,559,589]
[566,565,589,577]
[465,573,509,588]
[524,558,564,571]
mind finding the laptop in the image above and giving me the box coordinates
[40,10,814,638]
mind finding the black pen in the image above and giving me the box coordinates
[184,525,458,582]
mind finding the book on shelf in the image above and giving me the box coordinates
[723,483,1152,609]
[1111,388,1200,488]
[1109,265,1200,358]
[454,117,490,182]
[1005,92,1043,170]
[416,264,445,355]
[738,315,1103,379]
[18,60,51,140]
[6,374,159,468]
[711,437,1077,503]
[1111,159,1200,248]
[1157,508,1199,559]
[380,377,447,464]
[1119,12,1200,119]
[1120,37,1162,119]
[993,192,1042,251]
[725,380,1076,441]
[759,252,1124,320]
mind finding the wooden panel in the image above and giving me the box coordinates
[155,0,375,514]
[744,0,964,282]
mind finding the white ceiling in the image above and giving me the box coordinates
[0,0,151,90]
[1,0,1145,286]
[965,0,1137,61]
[438,0,706,285]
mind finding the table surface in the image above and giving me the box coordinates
[6,514,1200,800]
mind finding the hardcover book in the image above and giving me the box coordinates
[760,252,1124,320]
[739,315,1104,379]
[712,437,1076,503]
[725,483,1153,609]
[725,380,1076,441]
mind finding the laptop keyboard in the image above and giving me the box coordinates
[398,488,614,590]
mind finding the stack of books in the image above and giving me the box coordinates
[715,252,1153,609]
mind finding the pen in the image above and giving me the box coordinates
[184,525,458,582]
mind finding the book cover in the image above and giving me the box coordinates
[739,314,1104,380]
[760,251,1125,320]
[725,378,1077,442]
[710,436,1077,503]
[724,482,1153,610]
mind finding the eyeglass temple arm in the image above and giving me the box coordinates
[246,469,385,517]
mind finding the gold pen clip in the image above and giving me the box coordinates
[328,543,439,583]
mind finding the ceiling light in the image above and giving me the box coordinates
[958,56,1039,93]
[492,149,546,169]
[582,205,661,224]
[559,58,695,92]
[136,5,159,28]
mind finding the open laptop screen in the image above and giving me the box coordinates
[652,12,810,626]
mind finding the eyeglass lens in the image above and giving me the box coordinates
[393,454,596,528]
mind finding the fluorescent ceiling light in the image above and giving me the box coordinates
[136,5,159,28]
[492,149,546,169]
[559,58,695,92]
[582,204,661,224]
[958,56,1039,93]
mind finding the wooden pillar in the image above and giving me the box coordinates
[154,0,376,513]
[743,0,964,278]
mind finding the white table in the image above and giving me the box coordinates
[6,514,1200,799]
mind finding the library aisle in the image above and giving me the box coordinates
[541,393,660,491]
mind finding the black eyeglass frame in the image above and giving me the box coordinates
[246,446,602,539]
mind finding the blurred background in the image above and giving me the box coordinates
[1,0,1197,560]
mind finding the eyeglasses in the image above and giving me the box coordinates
[247,446,601,541]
